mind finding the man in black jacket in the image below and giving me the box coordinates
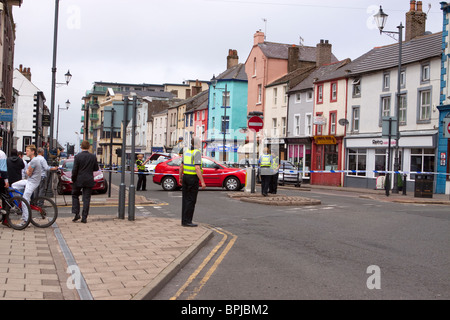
[7,149,24,186]
[72,140,99,223]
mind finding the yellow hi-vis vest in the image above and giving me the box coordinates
[271,156,279,170]
[259,154,272,167]
[136,159,146,171]
[183,149,202,175]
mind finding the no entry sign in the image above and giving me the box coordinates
[248,116,263,132]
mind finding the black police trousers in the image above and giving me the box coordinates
[181,174,199,225]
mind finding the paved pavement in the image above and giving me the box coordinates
[1,182,449,300]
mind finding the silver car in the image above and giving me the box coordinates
[278,161,301,186]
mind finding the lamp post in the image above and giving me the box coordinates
[211,75,229,163]
[49,0,72,150]
[374,6,404,194]
[56,99,70,145]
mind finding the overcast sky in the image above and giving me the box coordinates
[12,0,444,148]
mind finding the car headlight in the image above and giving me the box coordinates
[94,173,103,181]
[61,175,72,182]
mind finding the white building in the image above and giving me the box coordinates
[152,109,167,153]
[344,31,442,190]
[12,67,48,156]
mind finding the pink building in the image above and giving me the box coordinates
[245,31,338,116]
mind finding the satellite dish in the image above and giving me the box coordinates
[338,118,349,126]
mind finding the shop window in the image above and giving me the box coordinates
[347,148,367,176]
[410,148,435,180]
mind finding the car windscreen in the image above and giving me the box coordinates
[63,161,74,172]
[280,162,295,170]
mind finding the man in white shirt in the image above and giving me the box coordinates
[12,145,43,225]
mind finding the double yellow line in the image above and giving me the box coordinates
[170,226,237,300]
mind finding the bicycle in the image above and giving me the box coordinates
[6,187,58,228]
[0,190,32,230]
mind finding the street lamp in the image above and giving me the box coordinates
[49,0,72,151]
[56,99,70,145]
[211,75,230,163]
[374,5,404,195]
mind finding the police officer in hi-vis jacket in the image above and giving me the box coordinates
[179,137,206,227]
[259,147,273,197]
[136,154,151,191]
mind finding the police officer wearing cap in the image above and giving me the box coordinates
[179,137,206,227]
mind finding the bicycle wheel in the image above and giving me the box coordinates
[5,196,32,230]
[30,196,58,228]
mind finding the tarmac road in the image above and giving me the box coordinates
[106,173,450,300]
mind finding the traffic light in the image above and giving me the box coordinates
[116,148,122,157]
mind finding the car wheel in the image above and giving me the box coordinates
[162,176,177,191]
[224,176,240,191]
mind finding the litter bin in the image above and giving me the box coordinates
[414,174,434,198]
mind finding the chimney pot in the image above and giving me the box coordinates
[417,1,423,12]
[410,0,416,11]
[405,0,427,41]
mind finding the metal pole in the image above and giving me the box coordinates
[251,130,257,194]
[49,0,60,150]
[118,97,128,219]
[393,22,404,194]
[223,84,228,163]
[386,117,392,197]
[108,108,114,198]
[128,96,137,221]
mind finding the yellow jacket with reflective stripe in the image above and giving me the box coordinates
[183,149,202,175]
[259,154,272,167]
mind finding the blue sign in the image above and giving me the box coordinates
[0,109,13,122]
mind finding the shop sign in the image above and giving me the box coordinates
[314,136,337,145]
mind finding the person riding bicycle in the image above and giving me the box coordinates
[11,145,42,226]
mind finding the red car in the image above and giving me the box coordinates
[57,159,108,195]
[153,156,246,191]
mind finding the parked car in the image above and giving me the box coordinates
[256,160,302,186]
[57,159,108,195]
[153,156,246,191]
[278,160,301,186]
[144,153,172,174]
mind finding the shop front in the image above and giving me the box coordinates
[286,137,311,182]
[344,132,437,191]
[311,135,343,186]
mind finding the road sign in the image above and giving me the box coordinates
[248,116,263,132]
[444,118,450,138]
[0,109,13,122]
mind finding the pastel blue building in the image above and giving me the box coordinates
[206,62,248,164]
[437,2,450,194]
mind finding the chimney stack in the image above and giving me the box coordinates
[19,64,32,81]
[253,30,265,46]
[316,39,332,67]
[405,0,427,42]
[288,45,300,73]
[227,49,239,69]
